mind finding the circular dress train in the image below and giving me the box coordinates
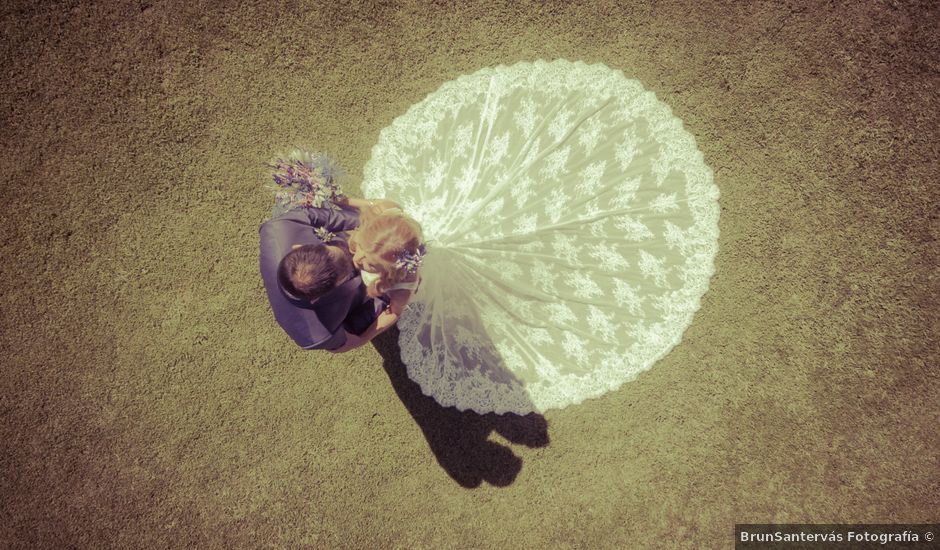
[362,60,720,415]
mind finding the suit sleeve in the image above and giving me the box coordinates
[306,330,347,351]
[304,207,361,233]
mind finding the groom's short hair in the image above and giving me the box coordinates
[278,244,350,302]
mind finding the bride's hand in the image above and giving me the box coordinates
[368,198,402,216]
[343,197,402,215]
[375,309,399,331]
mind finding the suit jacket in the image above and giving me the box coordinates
[259,206,382,350]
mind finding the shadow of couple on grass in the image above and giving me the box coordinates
[371,327,550,488]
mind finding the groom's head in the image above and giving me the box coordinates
[277,243,355,302]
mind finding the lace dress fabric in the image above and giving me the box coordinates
[362,60,720,414]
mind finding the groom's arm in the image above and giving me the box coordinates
[301,198,400,242]
[269,206,361,235]
[303,206,361,233]
[326,314,396,353]
[326,330,365,353]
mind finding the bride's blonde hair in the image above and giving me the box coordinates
[349,212,424,298]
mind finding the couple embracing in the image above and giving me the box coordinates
[259,157,424,353]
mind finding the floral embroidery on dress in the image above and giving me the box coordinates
[360,60,720,414]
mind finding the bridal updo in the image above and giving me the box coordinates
[349,212,424,298]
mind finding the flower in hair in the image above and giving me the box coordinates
[394,243,427,274]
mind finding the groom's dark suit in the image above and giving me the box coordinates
[259,206,383,351]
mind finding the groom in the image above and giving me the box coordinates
[259,199,391,353]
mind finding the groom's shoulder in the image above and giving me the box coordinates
[260,205,361,231]
[260,206,309,229]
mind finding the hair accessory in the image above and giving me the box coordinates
[267,148,346,210]
[394,243,427,274]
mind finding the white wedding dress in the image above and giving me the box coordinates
[361,60,720,415]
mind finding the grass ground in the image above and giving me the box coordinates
[1,0,937,548]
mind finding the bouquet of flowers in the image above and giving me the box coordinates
[267,148,347,211]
